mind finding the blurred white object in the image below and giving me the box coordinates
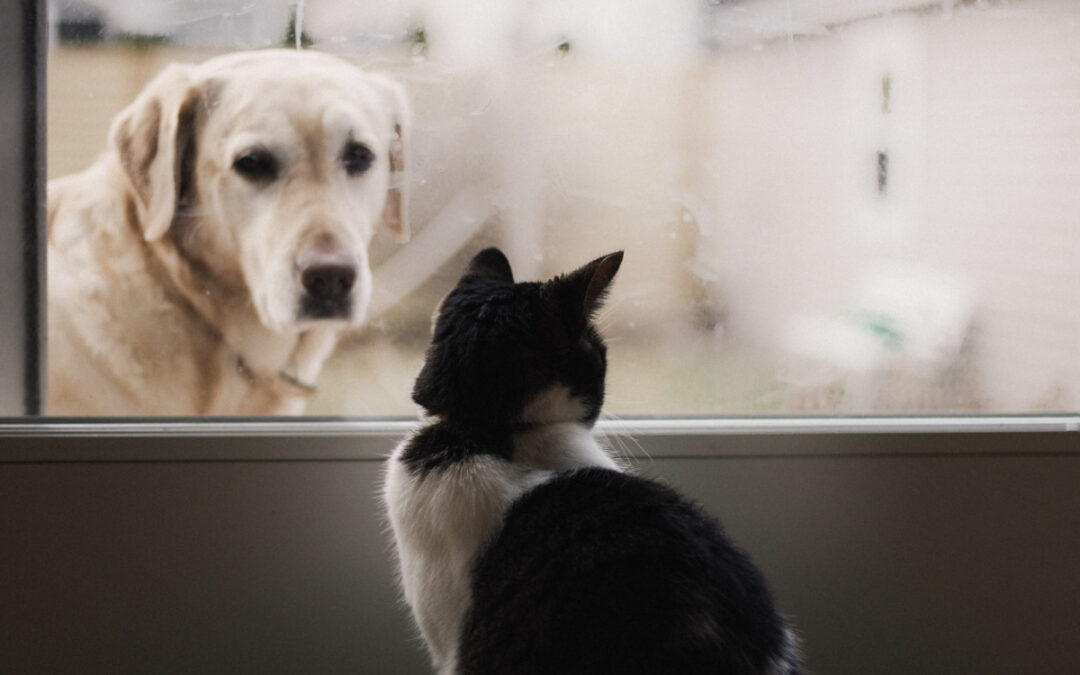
[781,261,974,410]
[851,262,973,371]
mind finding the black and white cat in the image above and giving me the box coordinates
[384,248,801,675]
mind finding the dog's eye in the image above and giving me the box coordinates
[232,148,279,182]
[341,142,375,176]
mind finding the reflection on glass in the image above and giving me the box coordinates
[47,0,1080,416]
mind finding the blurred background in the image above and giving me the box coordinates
[47,0,1080,416]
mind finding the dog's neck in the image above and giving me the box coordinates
[128,197,331,402]
[159,238,332,400]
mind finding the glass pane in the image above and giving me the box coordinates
[46,0,1080,416]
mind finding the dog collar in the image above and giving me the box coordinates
[235,356,318,399]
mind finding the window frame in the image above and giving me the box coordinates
[0,416,1077,463]
[0,0,45,416]
[2,0,1077,456]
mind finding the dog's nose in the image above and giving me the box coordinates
[299,251,358,300]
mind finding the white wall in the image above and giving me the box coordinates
[699,0,1080,410]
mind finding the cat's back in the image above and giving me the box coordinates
[459,467,799,675]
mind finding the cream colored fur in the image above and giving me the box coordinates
[47,49,409,415]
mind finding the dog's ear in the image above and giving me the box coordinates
[371,76,410,243]
[110,63,202,242]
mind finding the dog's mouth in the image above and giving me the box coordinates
[300,293,352,320]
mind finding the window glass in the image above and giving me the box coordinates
[46,0,1080,416]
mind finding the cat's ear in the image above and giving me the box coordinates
[555,251,624,320]
[463,247,514,283]
[583,251,624,315]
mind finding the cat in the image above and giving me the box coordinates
[383,247,801,675]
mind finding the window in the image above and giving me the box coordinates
[32,0,1080,418]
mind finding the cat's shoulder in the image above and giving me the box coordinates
[529,466,700,508]
[396,421,514,477]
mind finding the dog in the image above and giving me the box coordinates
[47,49,409,415]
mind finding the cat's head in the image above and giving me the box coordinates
[413,247,623,428]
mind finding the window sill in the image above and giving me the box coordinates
[1,415,1076,463]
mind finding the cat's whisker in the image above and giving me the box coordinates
[598,409,652,465]
[594,308,618,330]
[620,432,652,466]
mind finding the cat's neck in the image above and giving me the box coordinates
[511,421,621,473]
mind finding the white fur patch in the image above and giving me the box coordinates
[518,384,588,425]
[512,422,620,472]
[384,441,550,673]
[383,412,621,673]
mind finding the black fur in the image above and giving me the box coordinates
[408,248,617,473]
[399,421,514,478]
[460,468,792,675]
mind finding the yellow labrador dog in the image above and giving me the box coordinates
[47,50,409,415]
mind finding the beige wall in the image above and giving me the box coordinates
[47,46,224,179]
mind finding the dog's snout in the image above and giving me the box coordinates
[297,248,360,320]
[301,257,357,299]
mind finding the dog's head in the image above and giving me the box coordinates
[110,49,409,332]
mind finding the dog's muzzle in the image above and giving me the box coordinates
[297,249,359,320]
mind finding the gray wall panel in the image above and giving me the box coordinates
[3,434,1078,674]
[2,460,427,674]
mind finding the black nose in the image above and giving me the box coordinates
[301,262,357,300]
[297,249,359,319]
